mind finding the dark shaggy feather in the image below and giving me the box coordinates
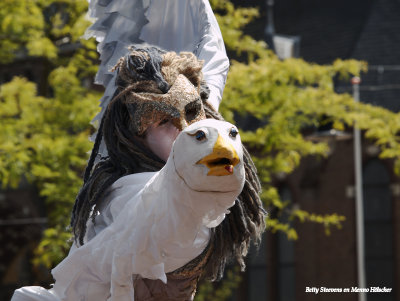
[118,46,170,93]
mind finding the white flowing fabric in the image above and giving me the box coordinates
[85,0,229,157]
[12,120,245,301]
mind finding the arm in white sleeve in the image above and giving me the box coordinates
[194,0,229,110]
[139,0,229,110]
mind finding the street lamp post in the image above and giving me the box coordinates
[352,76,367,301]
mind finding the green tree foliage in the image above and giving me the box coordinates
[196,266,242,301]
[211,0,400,240]
[1,0,399,300]
[195,2,400,300]
[0,0,100,267]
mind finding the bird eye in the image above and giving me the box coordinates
[195,130,206,141]
[229,127,239,138]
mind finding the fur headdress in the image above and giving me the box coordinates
[110,47,208,135]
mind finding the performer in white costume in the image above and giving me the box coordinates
[12,1,266,300]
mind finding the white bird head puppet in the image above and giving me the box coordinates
[172,119,245,193]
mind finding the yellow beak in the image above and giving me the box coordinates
[196,134,240,176]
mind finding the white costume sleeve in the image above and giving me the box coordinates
[140,0,229,111]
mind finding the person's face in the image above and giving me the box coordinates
[132,74,207,161]
[143,118,181,162]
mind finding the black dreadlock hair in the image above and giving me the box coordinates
[70,47,266,281]
[202,103,266,280]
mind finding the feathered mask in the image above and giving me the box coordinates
[110,47,209,136]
